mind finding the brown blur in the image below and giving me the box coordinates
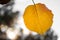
[0,0,11,4]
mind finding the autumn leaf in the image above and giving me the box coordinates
[23,3,53,35]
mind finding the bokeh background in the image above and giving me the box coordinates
[8,0,60,40]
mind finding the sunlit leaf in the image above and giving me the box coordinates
[23,3,53,35]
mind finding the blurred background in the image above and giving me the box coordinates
[0,0,60,40]
[14,0,60,40]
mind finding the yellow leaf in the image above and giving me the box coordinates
[23,3,53,35]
